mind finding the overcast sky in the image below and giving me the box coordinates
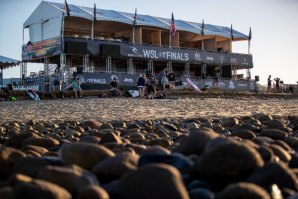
[0,0,297,85]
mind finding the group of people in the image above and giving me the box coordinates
[267,75,290,93]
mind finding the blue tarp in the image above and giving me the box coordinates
[47,1,248,40]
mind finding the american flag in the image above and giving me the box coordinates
[64,0,70,17]
[170,13,176,36]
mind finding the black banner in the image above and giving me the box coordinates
[82,72,138,87]
[81,72,256,91]
[121,44,253,68]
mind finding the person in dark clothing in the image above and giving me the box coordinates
[267,75,272,93]
[274,77,280,93]
[146,78,157,99]
[137,74,146,98]
[110,78,122,97]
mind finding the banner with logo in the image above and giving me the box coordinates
[121,44,253,68]
[82,72,138,87]
[22,37,62,61]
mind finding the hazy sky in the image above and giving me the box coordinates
[0,0,297,85]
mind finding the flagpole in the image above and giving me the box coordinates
[201,19,205,51]
[248,27,251,55]
[132,8,137,44]
[169,34,171,48]
[91,22,94,40]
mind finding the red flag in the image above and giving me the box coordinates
[170,13,176,36]
[133,8,137,28]
[64,0,70,16]
[201,19,205,36]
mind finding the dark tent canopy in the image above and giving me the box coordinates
[0,55,20,69]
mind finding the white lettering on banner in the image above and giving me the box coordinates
[143,49,189,61]
[194,53,201,61]
[86,78,107,84]
[218,81,225,88]
[124,78,134,83]
[230,58,237,64]
[229,80,235,89]
[238,83,248,87]
[206,56,214,61]
[250,82,255,90]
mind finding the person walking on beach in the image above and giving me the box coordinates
[71,77,82,98]
[267,75,272,93]
[137,74,146,98]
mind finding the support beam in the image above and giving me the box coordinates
[21,62,27,85]
[167,62,173,73]
[184,63,190,77]
[147,60,154,76]
[106,57,112,73]
[127,58,134,74]
[0,68,3,86]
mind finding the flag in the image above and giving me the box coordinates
[230,24,234,40]
[133,8,137,27]
[170,12,176,36]
[248,27,252,41]
[201,19,205,36]
[93,4,97,24]
[64,0,70,17]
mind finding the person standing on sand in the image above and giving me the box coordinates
[267,75,272,93]
[137,74,146,98]
[71,77,82,98]
[274,77,280,93]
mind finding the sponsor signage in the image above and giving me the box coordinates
[22,37,62,61]
[121,44,253,68]
[82,72,138,87]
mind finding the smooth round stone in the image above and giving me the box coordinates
[273,140,292,152]
[9,173,32,186]
[77,185,110,199]
[38,164,99,196]
[149,138,173,147]
[256,146,274,163]
[189,188,215,199]
[196,142,264,183]
[82,120,102,130]
[232,130,256,139]
[185,122,200,129]
[99,123,114,131]
[222,117,239,128]
[58,142,115,169]
[173,129,219,155]
[92,152,139,177]
[266,119,287,129]
[0,146,27,178]
[127,123,141,130]
[139,145,171,155]
[205,137,238,152]
[285,136,298,151]
[64,128,81,137]
[79,135,101,144]
[99,131,122,144]
[269,144,291,163]
[12,157,49,178]
[22,145,48,155]
[22,137,60,149]
[289,153,298,168]
[252,136,274,145]
[139,153,193,170]
[233,123,260,133]
[162,123,178,131]
[219,182,270,199]
[255,114,273,122]
[247,161,298,191]
[118,163,190,199]
[259,129,288,140]
[12,179,71,199]
[8,132,39,148]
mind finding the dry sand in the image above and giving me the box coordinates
[1,97,298,122]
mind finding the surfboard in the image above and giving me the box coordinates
[27,89,40,101]
[186,78,201,92]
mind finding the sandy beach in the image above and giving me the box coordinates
[1,97,298,123]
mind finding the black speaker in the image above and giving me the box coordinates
[221,65,232,78]
[66,42,87,55]
[77,67,83,74]
[255,75,259,82]
[101,44,120,57]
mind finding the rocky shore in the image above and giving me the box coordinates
[1,97,298,198]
